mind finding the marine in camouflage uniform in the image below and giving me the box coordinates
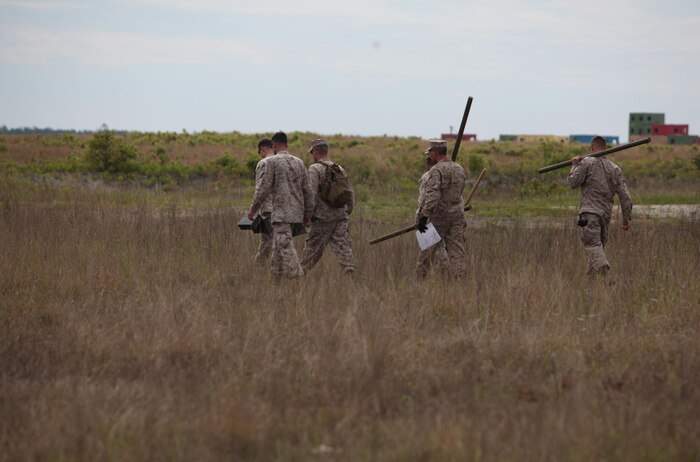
[252,138,275,265]
[249,132,314,279]
[568,136,632,278]
[300,139,356,274]
[416,140,468,278]
[415,157,448,278]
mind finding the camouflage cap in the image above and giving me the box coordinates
[424,139,447,154]
[307,138,329,153]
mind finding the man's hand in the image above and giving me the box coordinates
[571,156,583,166]
[622,219,631,231]
[248,211,254,220]
[416,216,428,233]
[303,217,311,228]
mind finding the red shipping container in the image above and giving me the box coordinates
[441,134,477,141]
[651,124,689,136]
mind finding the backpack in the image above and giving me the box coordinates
[319,162,352,208]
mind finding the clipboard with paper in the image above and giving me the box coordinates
[415,223,442,251]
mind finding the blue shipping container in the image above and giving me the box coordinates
[569,135,619,145]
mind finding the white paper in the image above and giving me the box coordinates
[416,223,442,251]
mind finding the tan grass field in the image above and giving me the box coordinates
[1,181,700,461]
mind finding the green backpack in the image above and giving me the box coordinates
[319,162,352,208]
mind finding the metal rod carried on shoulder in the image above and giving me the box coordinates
[537,137,651,174]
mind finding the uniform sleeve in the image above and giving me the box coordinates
[249,160,273,215]
[567,159,590,189]
[344,166,354,215]
[418,168,442,219]
[254,160,266,193]
[615,168,633,222]
[307,165,320,216]
[416,174,427,220]
[302,166,315,220]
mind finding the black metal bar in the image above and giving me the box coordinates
[451,96,473,162]
[537,137,651,174]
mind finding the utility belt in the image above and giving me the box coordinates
[577,212,605,227]
[311,215,346,224]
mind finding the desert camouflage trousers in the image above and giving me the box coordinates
[271,222,304,279]
[253,227,273,265]
[415,242,448,278]
[429,219,467,278]
[301,219,355,273]
[580,212,610,277]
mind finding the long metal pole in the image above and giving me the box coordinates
[452,96,474,162]
[368,205,472,246]
[537,137,651,174]
[464,168,486,206]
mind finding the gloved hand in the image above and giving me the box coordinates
[417,215,428,233]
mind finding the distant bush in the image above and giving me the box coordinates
[468,154,486,174]
[244,153,260,177]
[540,141,570,166]
[154,146,168,165]
[84,131,138,173]
[210,152,239,175]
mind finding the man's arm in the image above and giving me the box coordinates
[307,164,320,213]
[346,183,355,216]
[248,160,273,219]
[567,157,589,189]
[345,166,354,215]
[417,168,441,222]
[301,166,315,226]
[616,168,633,230]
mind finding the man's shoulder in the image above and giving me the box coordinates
[582,156,599,166]
[449,160,466,174]
[604,158,622,172]
[329,160,347,174]
[435,160,465,175]
[315,160,347,173]
[288,153,306,165]
[271,152,305,167]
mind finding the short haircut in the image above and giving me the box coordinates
[257,138,272,151]
[271,131,288,145]
[433,146,448,156]
[313,145,329,154]
[591,136,607,151]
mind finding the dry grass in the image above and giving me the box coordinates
[1,182,699,461]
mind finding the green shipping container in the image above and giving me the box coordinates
[499,134,518,142]
[668,135,699,145]
[629,113,665,136]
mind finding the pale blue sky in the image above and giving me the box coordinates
[1,0,698,141]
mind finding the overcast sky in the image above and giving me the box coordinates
[1,0,698,140]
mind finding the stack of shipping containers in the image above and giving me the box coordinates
[629,113,665,141]
[629,113,699,144]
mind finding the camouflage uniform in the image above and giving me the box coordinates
[252,155,273,265]
[417,158,468,278]
[568,156,632,276]
[249,151,314,278]
[415,170,448,278]
[300,156,356,274]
